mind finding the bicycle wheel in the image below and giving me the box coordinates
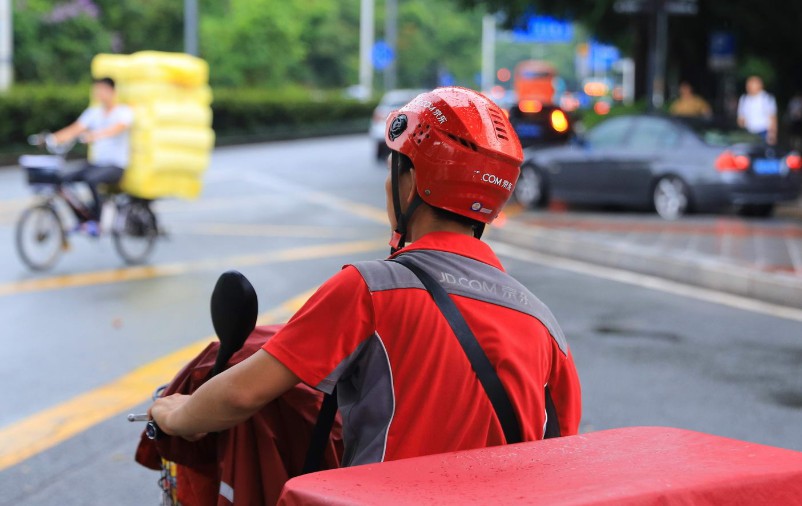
[113,200,158,265]
[15,204,66,271]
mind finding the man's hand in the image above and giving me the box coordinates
[148,393,207,441]
[142,350,300,440]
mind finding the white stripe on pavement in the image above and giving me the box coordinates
[491,240,802,323]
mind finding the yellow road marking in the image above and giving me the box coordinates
[228,171,390,226]
[153,194,271,215]
[0,288,315,472]
[170,222,355,238]
[0,198,31,226]
[0,238,385,298]
[0,197,31,214]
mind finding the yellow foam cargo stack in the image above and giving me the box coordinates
[91,51,214,200]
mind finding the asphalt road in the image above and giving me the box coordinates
[0,135,800,505]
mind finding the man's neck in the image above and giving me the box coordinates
[406,206,475,243]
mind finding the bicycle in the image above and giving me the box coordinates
[15,133,161,271]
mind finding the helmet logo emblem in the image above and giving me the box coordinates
[389,114,408,141]
[471,202,482,211]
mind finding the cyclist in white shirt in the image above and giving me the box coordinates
[737,76,777,145]
[53,77,134,234]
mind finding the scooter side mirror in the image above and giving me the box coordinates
[131,270,259,439]
[209,270,258,377]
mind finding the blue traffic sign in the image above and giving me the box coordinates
[513,15,573,43]
[709,31,735,70]
[372,41,395,71]
[590,42,621,70]
[709,31,735,57]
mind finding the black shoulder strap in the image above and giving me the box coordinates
[302,386,338,474]
[302,254,524,474]
[392,255,522,444]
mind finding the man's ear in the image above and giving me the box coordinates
[405,169,417,204]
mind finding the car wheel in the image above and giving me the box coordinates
[737,204,775,218]
[514,164,548,208]
[653,176,691,220]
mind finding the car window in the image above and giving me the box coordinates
[669,117,764,147]
[629,118,681,150]
[700,129,761,147]
[585,117,633,148]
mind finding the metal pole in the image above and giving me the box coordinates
[0,0,13,91]
[359,0,374,99]
[645,6,657,110]
[184,0,199,56]
[481,14,496,92]
[384,0,397,91]
[652,1,668,108]
[621,58,636,105]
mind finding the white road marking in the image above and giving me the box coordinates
[785,236,802,275]
[213,170,389,225]
[490,240,802,323]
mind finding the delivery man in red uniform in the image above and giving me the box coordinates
[150,87,581,467]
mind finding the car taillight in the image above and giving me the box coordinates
[715,151,750,171]
[785,153,802,171]
[550,110,569,133]
[519,99,542,114]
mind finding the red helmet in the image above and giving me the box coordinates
[385,86,523,224]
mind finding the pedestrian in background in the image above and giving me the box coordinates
[669,81,712,119]
[737,76,778,145]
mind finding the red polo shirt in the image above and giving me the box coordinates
[263,232,581,466]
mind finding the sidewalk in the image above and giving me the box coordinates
[490,202,802,309]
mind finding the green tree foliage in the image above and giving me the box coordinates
[394,0,484,88]
[200,0,307,87]
[294,0,360,88]
[14,0,112,83]
[93,0,183,53]
[10,0,488,91]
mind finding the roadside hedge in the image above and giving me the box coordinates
[0,85,378,148]
[0,85,89,145]
[212,88,378,143]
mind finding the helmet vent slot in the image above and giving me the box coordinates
[489,108,510,140]
[446,133,478,152]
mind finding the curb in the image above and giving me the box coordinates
[490,221,802,310]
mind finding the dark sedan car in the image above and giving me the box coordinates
[514,115,802,219]
[508,99,573,149]
[494,94,573,149]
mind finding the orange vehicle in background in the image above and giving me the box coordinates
[514,60,557,104]
[505,60,571,149]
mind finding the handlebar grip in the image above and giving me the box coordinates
[146,420,164,440]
